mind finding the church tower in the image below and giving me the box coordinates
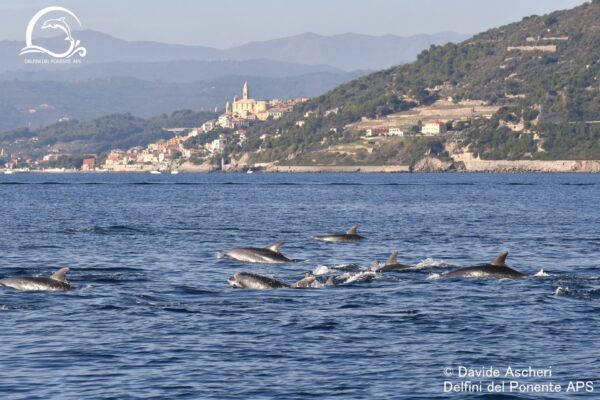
[225,101,231,114]
[243,81,249,100]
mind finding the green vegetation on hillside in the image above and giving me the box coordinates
[230,1,600,164]
[0,110,216,156]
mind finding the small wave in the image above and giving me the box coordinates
[310,279,324,288]
[338,271,379,284]
[427,273,443,281]
[63,225,145,235]
[533,269,549,277]
[312,265,330,275]
[414,258,447,270]
[18,244,63,250]
[312,264,361,275]
[554,286,569,296]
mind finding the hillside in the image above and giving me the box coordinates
[0,30,468,132]
[0,110,216,158]
[234,1,600,167]
[0,71,364,131]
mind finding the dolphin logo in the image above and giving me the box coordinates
[19,6,87,59]
[41,17,73,42]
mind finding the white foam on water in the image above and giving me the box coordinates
[414,258,446,270]
[533,269,549,277]
[310,279,324,288]
[554,286,569,296]
[427,273,443,281]
[312,265,330,276]
[342,271,378,284]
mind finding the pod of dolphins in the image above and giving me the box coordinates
[224,226,528,290]
[0,226,527,292]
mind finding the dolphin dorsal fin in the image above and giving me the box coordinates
[266,241,283,253]
[347,225,359,235]
[490,252,509,267]
[386,251,398,266]
[51,267,70,283]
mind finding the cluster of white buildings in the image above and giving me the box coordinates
[365,121,447,138]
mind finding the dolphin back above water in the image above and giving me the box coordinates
[223,241,290,264]
[0,267,72,291]
[228,272,316,289]
[375,251,413,272]
[443,252,525,279]
[313,225,366,243]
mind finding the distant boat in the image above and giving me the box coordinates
[247,169,254,174]
[3,169,14,175]
[149,170,161,174]
[171,170,179,175]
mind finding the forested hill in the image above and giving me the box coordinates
[0,110,216,156]
[301,1,600,119]
[240,1,600,164]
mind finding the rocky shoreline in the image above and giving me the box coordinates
[5,159,600,174]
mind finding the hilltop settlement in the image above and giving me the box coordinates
[2,1,600,173]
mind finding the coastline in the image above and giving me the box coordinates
[4,159,600,174]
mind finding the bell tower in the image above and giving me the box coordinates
[243,81,249,100]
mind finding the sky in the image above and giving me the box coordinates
[0,0,588,48]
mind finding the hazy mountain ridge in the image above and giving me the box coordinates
[0,59,350,83]
[0,30,469,132]
[0,30,470,73]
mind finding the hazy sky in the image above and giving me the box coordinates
[0,0,587,48]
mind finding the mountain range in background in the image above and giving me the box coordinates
[0,30,471,73]
[0,30,469,131]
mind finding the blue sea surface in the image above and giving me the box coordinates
[1,172,599,399]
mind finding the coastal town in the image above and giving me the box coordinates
[1,82,309,173]
[0,81,456,173]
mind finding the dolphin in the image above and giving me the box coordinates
[443,252,525,279]
[228,272,315,289]
[0,267,72,291]
[223,241,290,264]
[290,274,317,288]
[41,17,73,42]
[374,251,413,272]
[313,225,366,243]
